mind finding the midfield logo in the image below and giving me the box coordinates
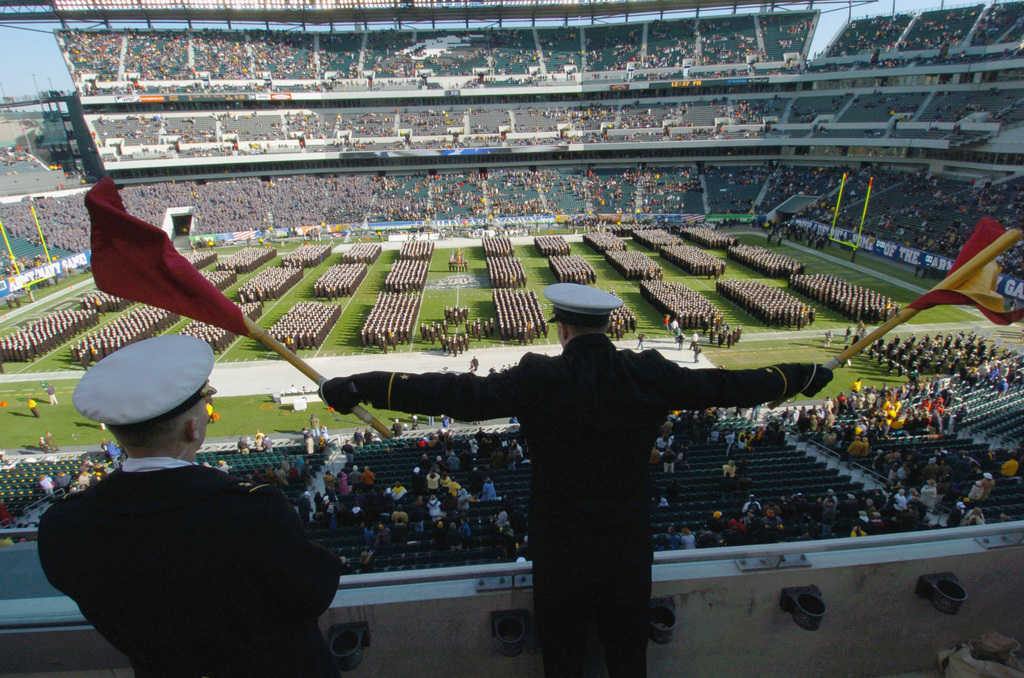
[426,275,484,290]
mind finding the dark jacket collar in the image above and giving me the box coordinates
[563,333,614,352]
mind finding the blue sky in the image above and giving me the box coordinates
[0,0,957,99]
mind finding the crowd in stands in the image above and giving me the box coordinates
[269,302,342,351]
[716,279,815,328]
[660,244,726,278]
[314,263,368,299]
[360,292,421,352]
[790,274,899,323]
[493,289,548,343]
[727,244,805,278]
[236,266,303,303]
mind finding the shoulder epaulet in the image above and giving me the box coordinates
[59,490,86,501]
[225,481,275,495]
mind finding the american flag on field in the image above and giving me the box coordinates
[231,230,258,241]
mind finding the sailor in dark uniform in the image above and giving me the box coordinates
[37,335,343,678]
[320,283,832,677]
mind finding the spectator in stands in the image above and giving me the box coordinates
[320,282,831,677]
[37,336,344,678]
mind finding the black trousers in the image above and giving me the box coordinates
[533,567,651,678]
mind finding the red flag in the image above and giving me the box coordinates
[907,217,1024,325]
[85,177,248,336]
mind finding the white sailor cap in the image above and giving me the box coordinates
[73,335,215,426]
[544,283,622,327]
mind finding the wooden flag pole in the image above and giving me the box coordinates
[243,317,393,439]
[768,227,1022,408]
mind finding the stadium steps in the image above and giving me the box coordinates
[533,28,546,76]
[699,173,711,213]
[962,4,989,48]
[752,173,773,210]
[753,15,767,57]
[116,34,127,81]
[895,13,919,51]
[911,92,937,122]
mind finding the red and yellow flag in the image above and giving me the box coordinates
[908,217,1024,325]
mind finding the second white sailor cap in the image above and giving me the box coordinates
[73,335,215,426]
[544,283,622,327]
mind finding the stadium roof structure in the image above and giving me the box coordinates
[0,0,848,26]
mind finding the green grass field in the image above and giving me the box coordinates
[0,229,1017,451]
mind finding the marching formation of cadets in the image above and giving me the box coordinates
[0,308,99,363]
[71,307,179,369]
[439,333,471,356]
[340,243,382,265]
[384,259,430,293]
[313,263,368,299]
[360,292,420,353]
[216,246,277,274]
[269,302,342,351]
[200,270,238,292]
[790,274,900,323]
[867,331,1001,378]
[605,250,664,281]
[399,240,435,261]
[727,244,805,279]
[281,243,332,269]
[481,235,515,258]
[632,228,681,252]
[680,225,737,249]
[641,280,725,330]
[448,249,468,272]
[80,291,132,314]
[548,255,597,284]
[237,266,304,303]
[486,256,528,288]
[467,317,497,339]
[444,306,470,323]
[182,250,217,269]
[661,244,726,278]
[583,231,627,253]
[180,302,263,352]
[716,279,816,328]
[707,321,743,349]
[493,289,548,343]
[533,235,571,257]
[606,294,638,339]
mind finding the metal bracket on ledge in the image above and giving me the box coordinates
[475,576,515,591]
[975,533,1022,550]
[735,556,778,572]
[777,553,811,569]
